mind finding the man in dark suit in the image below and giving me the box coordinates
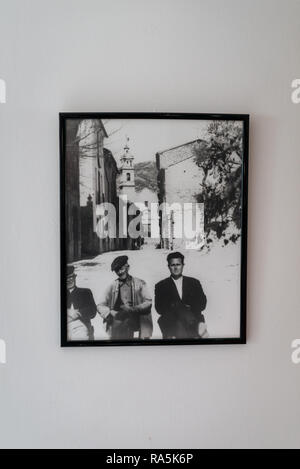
[155,252,208,339]
[67,265,97,341]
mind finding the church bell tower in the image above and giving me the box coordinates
[119,137,135,201]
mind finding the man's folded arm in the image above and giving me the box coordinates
[97,284,113,319]
[196,280,207,312]
[81,290,97,319]
[133,281,152,315]
[154,283,168,316]
[193,280,207,323]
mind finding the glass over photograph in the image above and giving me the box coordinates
[60,114,248,346]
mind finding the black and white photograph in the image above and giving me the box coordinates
[61,113,248,346]
[3,0,300,451]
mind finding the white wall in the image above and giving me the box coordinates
[0,0,300,449]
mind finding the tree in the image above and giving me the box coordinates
[194,121,243,246]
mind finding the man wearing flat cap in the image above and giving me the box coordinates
[97,255,153,340]
[66,265,97,341]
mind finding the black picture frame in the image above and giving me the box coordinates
[60,112,249,347]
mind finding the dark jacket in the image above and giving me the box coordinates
[155,276,207,339]
[67,287,97,340]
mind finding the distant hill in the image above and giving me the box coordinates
[134,161,158,193]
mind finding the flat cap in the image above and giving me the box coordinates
[111,255,128,272]
[67,265,75,276]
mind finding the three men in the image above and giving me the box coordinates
[97,255,153,340]
[155,252,208,339]
[67,252,207,341]
[67,265,97,341]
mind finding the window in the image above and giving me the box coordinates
[97,130,101,168]
[126,173,131,181]
[96,172,101,204]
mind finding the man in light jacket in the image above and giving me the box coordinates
[97,255,153,340]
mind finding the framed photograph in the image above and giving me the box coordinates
[60,113,249,346]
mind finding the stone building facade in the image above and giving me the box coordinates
[78,119,108,256]
[78,120,123,257]
[65,118,82,262]
[65,119,140,261]
[156,139,206,250]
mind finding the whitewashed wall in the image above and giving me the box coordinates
[0,0,300,449]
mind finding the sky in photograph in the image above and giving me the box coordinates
[103,119,212,164]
